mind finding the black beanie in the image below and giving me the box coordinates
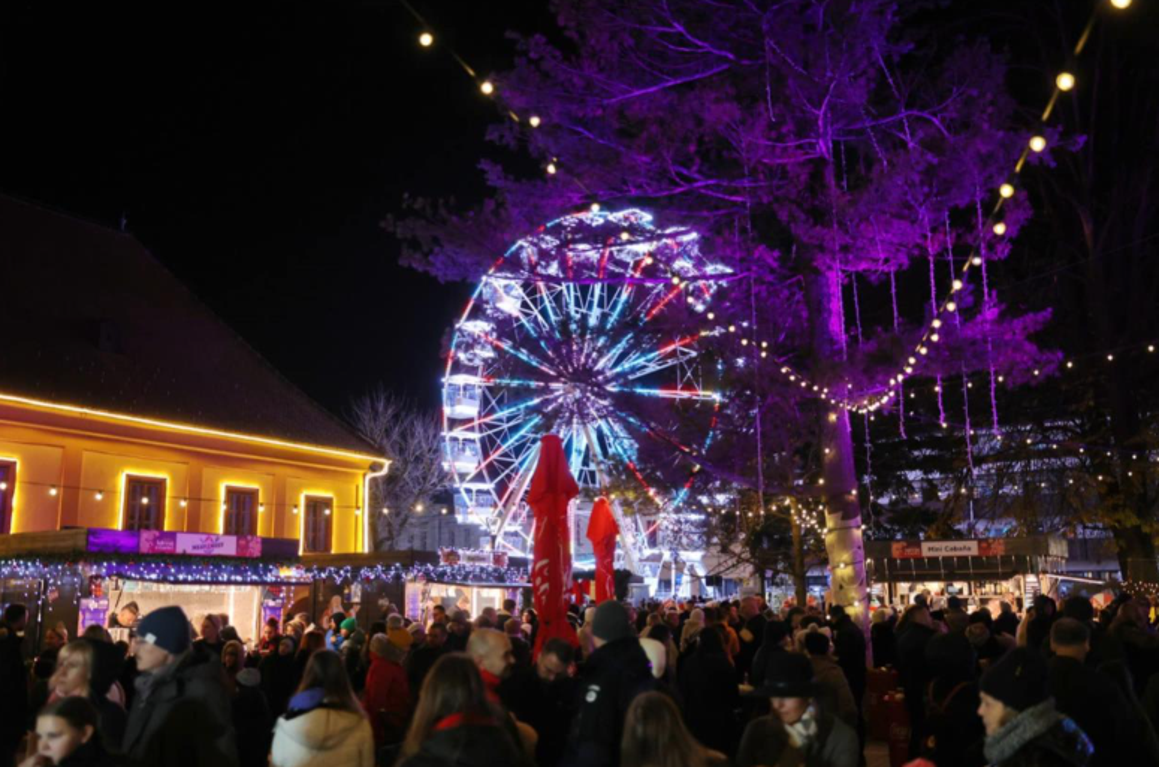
[981,648,1048,712]
[592,601,633,642]
[137,606,191,656]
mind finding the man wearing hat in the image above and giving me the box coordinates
[561,601,655,767]
[737,651,858,767]
[122,605,239,767]
[977,648,1092,767]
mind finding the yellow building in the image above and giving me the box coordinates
[0,195,386,641]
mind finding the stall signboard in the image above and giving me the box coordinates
[439,548,509,568]
[78,597,109,633]
[86,528,298,560]
[890,539,1006,558]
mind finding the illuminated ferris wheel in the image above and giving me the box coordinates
[441,208,730,557]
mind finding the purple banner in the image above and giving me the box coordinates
[139,530,177,555]
[86,529,140,554]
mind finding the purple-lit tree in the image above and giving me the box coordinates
[393,0,1059,621]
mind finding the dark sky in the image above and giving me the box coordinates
[0,1,553,414]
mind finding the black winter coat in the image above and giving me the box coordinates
[678,638,740,755]
[560,637,656,767]
[122,648,239,767]
[58,739,125,767]
[1048,656,1137,767]
[396,719,528,767]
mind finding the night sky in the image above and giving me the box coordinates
[0,1,553,414]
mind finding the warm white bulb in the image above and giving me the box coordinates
[590,202,601,213]
[95,491,104,500]
[49,487,58,496]
[972,256,983,266]
[0,482,7,491]
[932,319,942,329]
[1111,0,1132,8]
[324,507,331,516]
[946,301,957,312]
[545,163,557,175]
[1056,72,1075,92]
[259,504,266,512]
[418,32,434,47]
[952,279,963,291]
[919,346,929,355]
[993,222,1007,236]
[930,333,940,342]
[480,80,495,95]
[141,496,149,505]
[528,115,541,128]
[999,183,1015,199]
[180,499,188,507]
[1029,135,1046,153]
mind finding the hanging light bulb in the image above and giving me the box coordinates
[95,491,104,501]
[324,507,331,516]
[418,31,434,47]
[999,183,1015,199]
[49,486,58,497]
[946,301,957,312]
[528,115,541,128]
[1111,0,1132,8]
[545,163,557,175]
[972,256,983,266]
[180,499,188,508]
[993,222,1007,236]
[382,507,390,515]
[1056,72,1075,92]
[480,80,495,95]
[1029,135,1047,153]
[952,279,963,291]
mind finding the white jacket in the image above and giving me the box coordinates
[269,707,375,767]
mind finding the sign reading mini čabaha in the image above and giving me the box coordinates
[889,539,1007,559]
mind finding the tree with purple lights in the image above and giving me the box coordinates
[393,0,1060,621]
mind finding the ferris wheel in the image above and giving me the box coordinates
[441,208,730,559]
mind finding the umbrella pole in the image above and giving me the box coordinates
[582,424,641,574]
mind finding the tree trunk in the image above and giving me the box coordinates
[791,506,807,608]
[806,268,870,636]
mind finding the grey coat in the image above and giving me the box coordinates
[123,648,240,767]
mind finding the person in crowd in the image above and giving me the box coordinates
[260,637,299,718]
[801,630,858,730]
[1047,618,1138,767]
[561,601,655,767]
[395,653,528,767]
[639,624,677,682]
[429,604,448,627]
[408,622,448,697]
[919,632,985,767]
[943,596,969,634]
[1058,597,1105,668]
[1106,597,1159,694]
[324,613,345,653]
[445,612,471,653]
[870,608,896,668]
[619,691,727,767]
[465,629,536,757]
[293,631,326,689]
[498,599,517,628]
[992,601,1020,639]
[259,619,282,657]
[895,603,937,758]
[221,640,246,692]
[361,633,411,750]
[0,604,29,767]
[749,620,790,689]
[828,605,866,745]
[504,619,531,668]
[121,606,238,766]
[269,650,373,767]
[231,665,271,767]
[678,625,740,756]
[679,608,705,656]
[503,638,577,767]
[735,596,767,684]
[1024,595,1057,653]
[736,651,858,767]
[192,614,225,658]
[108,603,139,631]
[1093,658,1159,764]
[338,617,367,689]
[46,639,127,751]
[977,648,1092,767]
[21,697,120,767]
[36,626,68,681]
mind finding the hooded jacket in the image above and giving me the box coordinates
[122,648,238,767]
[983,700,1093,767]
[269,702,374,767]
[560,636,656,767]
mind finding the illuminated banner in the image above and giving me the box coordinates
[890,539,1006,559]
[439,548,509,568]
[87,528,294,559]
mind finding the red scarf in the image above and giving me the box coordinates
[433,711,497,732]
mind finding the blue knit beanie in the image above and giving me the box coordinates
[137,606,192,655]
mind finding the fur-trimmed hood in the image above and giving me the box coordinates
[983,699,1092,767]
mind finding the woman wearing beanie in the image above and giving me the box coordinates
[977,648,1093,767]
[736,652,858,767]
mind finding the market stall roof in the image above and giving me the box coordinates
[866,535,1068,583]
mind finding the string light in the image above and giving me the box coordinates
[94,491,104,501]
[49,487,58,497]
[528,115,541,128]
[545,162,557,175]
[993,222,1007,236]
[1111,0,1132,8]
[480,80,495,96]
[1029,135,1047,153]
[418,31,434,47]
[1056,72,1075,92]
[998,183,1015,199]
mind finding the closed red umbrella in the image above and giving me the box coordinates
[586,496,619,604]
[527,434,579,657]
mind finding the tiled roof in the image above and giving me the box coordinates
[0,195,378,457]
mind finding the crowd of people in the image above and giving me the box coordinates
[0,589,1156,767]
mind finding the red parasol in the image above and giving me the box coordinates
[527,434,579,657]
[585,497,619,604]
